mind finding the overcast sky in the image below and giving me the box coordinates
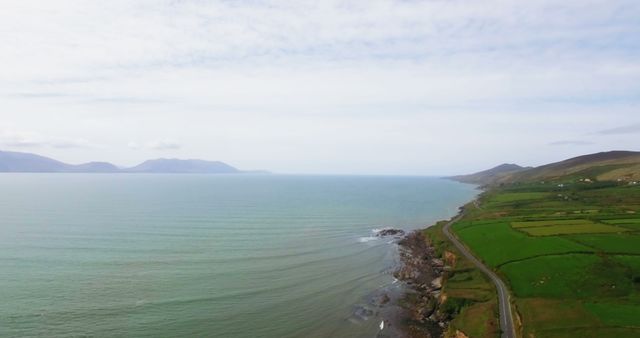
[1,0,639,175]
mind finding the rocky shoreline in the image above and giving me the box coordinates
[392,230,451,338]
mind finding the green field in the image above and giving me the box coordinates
[448,182,640,337]
[570,233,640,254]
[585,302,640,326]
[486,192,549,203]
[454,222,591,267]
[602,218,640,225]
[601,218,640,231]
[501,254,633,298]
[518,223,629,236]
[511,219,593,228]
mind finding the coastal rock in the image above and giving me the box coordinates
[431,277,443,289]
[395,230,448,338]
[431,258,444,267]
[351,305,374,321]
[455,330,470,338]
[376,228,406,237]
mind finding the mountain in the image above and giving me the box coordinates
[449,163,529,185]
[507,150,640,183]
[126,158,239,173]
[0,150,73,172]
[70,162,120,173]
[451,151,640,186]
[0,150,248,174]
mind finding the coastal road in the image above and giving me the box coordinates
[442,215,516,338]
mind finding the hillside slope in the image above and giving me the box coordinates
[506,151,640,183]
[0,150,73,172]
[452,151,640,185]
[449,163,529,185]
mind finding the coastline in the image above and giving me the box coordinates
[383,197,482,338]
[370,213,462,338]
[389,227,451,337]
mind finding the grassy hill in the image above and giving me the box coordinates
[449,163,529,185]
[507,151,640,184]
[452,151,640,186]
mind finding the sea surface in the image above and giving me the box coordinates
[0,174,477,338]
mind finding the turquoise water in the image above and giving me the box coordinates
[0,174,477,337]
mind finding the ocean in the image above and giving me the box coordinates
[0,174,477,337]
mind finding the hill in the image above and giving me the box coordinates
[70,162,120,173]
[126,158,239,173]
[451,151,640,185]
[449,163,529,185]
[0,150,73,172]
[507,150,640,183]
[0,150,247,174]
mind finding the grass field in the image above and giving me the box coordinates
[585,302,640,327]
[449,301,498,338]
[485,192,549,203]
[570,233,640,254]
[515,298,600,336]
[448,181,640,337]
[601,218,640,231]
[454,222,591,267]
[602,218,640,224]
[501,254,634,298]
[511,219,594,228]
[518,223,629,236]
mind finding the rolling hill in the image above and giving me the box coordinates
[451,151,640,185]
[448,163,529,185]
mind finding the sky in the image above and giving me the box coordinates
[1,0,639,175]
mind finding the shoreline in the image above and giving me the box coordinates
[391,229,449,337]
[371,221,457,338]
[382,203,473,338]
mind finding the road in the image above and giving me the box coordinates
[442,214,516,338]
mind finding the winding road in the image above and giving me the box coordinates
[442,214,516,338]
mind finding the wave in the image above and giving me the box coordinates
[360,226,404,243]
[357,236,379,243]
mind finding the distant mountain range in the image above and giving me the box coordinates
[0,150,263,174]
[450,150,640,186]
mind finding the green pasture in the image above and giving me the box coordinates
[501,254,633,298]
[516,298,600,336]
[448,301,498,338]
[519,223,629,236]
[454,222,591,267]
[511,219,592,228]
[585,302,640,327]
[486,192,549,203]
[570,233,640,254]
[602,218,640,224]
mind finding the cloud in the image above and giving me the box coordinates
[0,130,44,147]
[0,129,95,149]
[1,1,639,173]
[549,140,594,146]
[129,140,182,150]
[596,123,640,135]
[147,140,182,150]
[50,138,93,149]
